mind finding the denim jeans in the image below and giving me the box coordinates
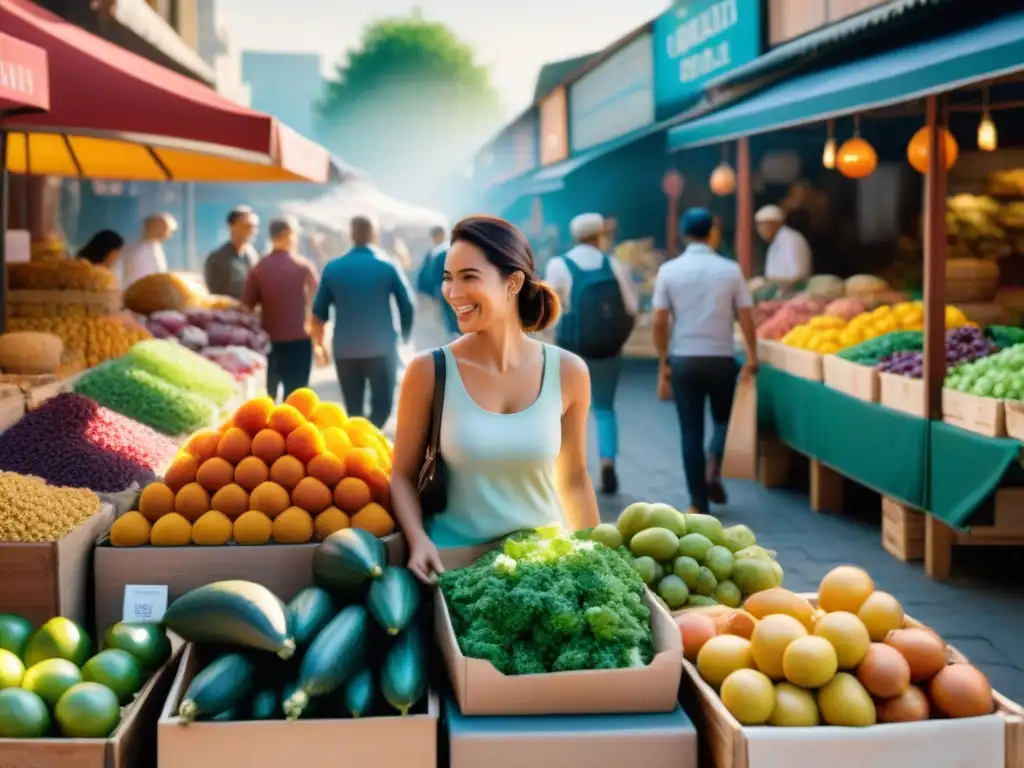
[267,339,313,402]
[335,352,398,429]
[587,356,622,461]
[669,356,738,512]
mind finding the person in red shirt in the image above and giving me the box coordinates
[243,216,320,401]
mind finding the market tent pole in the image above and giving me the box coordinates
[735,137,753,279]
[0,127,8,334]
[921,93,956,579]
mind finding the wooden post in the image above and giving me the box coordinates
[735,137,753,278]
[810,460,843,513]
[922,93,956,579]
[666,195,679,257]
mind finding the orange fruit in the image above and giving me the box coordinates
[217,427,253,465]
[210,483,250,520]
[234,456,269,492]
[251,428,286,464]
[138,482,175,523]
[162,454,199,493]
[184,429,221,463]
[314,507,350,540]
[233,396,275,436]
[334,477,372,513]
[286,423,326,464]
[366,467,391,508]
[306,453,346,487]
[196,457,235,492]
[311,402,347,430]
[270,455,305,490]
[291,477,332,514]
[249,481,290,519]
[351,502,395,537]
[343,448,379,484]
[322,426,353,458]
[174,482,211,522]
[285,388,320,420]
[268,403,305,436]
[344,419,377,449]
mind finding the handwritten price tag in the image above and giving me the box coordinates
[122,585,168,623]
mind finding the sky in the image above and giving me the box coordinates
[215,0,670,117]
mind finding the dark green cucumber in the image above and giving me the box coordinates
[282,605,368,720]
[281,681,321,719]
[249,688,280,720]
[287,587,337,649]
[210,707,240,722]
[367,567,420,636]
[381,627,426,716]
[178,653,255,723]
[341,667,375,718]
[163,581,295,660]
[103,622,172,672]
[313,529,385,594]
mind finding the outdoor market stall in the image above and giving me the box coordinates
[667,8,1024,579]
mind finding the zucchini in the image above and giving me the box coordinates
[282,605,368,720]
[287,587,337,649]
[313,529,385,594]
[381,626,427,716]
[367,567,420,636]
[282,680,321,719]
[178,653,255,723]
[341,667,375,718]
[210,707,240,722]
[163,581,296,660]
[249,687,280,721]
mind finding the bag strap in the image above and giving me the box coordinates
[427,348,446,458]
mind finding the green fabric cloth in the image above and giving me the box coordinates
[757,365,928,508]
[928,422,1021,528]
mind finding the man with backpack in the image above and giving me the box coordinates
[546,212,639,494]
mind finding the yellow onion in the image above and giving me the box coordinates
[929,664,993,719]
[885,628,946,682]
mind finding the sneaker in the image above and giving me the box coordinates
[600,465,619,495]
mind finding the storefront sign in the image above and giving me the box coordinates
[539,87,569,166]
[0,32,50,112]
[653,0,761,113]
[569,34,655,153]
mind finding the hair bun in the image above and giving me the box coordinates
[518,278,561,333]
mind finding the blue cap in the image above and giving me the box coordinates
[680,207,714,239]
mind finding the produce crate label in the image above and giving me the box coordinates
[123,584,168,622]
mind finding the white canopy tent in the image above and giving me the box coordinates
[280,180,447,233]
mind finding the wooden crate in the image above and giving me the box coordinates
[943,389,1006,437]
[756,339,788,369]
[679,597,1024,768]
[882,496,925,562]
[879,372,926,417]
[781,345,823,381]
[757,435,792,488]
[822,355,879,402]
[1004,401,1024,442]
[7,288,122,318]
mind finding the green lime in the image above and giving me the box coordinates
[0,688,50,738]
[22,658,83,709]
[0,649,25,689]
[82,650,143,704]
[103,623,171,672]
[24,617,92,668]
[0,614,32,659]
[55,682,122,739]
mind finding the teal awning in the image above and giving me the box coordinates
[668,10,1024,151]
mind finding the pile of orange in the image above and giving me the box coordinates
[109,388,396,547]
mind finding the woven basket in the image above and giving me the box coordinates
[7,289,123,319]
[945,258,999,303]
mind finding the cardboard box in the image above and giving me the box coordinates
[679,597,1024,768]
[0,505,113,628]
[436,587,682,716]
[756,340,787,369]
[942,388,1006,437]
[94,532,406,633]
[445,696,698,768]
[0,635,182,768]
[878,372,926,417]
[158,643,438,768]
[781,346,823,381]
[822,355,879,402]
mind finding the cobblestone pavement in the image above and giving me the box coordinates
[313,312,1024,705]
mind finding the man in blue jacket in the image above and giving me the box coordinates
[311,216,415,428]
[416,225,460,339]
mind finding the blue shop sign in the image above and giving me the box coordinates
[653,0,762,112]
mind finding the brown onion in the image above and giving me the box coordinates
[877,685,930,723]
[885,628,946,682]
[857,643,911,698]
[929,664,994,719]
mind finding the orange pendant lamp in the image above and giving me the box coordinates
[836,117,877,179]
[709,144,736,196]
[907,126,959,173]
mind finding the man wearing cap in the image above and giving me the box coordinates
[755,204,812,285]
[652,208,758,513]
[546,212,639,495]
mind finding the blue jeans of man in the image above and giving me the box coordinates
[587,356,622,461]
[335,351,398,429]
[669,356,738,513]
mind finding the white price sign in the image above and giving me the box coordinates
[122,585,168,623]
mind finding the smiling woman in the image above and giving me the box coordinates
[388,215,600,583]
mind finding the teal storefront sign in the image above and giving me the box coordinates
[653,0,762,114]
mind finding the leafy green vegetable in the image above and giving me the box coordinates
[836,330,924,366]
[126,340,237,406]
[985,325,1024,351]
[438,527,654,676]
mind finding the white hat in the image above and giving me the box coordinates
[754,205,785,223]
[570,213,605,241]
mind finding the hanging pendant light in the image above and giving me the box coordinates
[836,116,877,179]
[907,126,958,173]
[710,145,736,196]
[822,120,837,170]
[978,86,998,152]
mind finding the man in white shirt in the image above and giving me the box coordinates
[119,213,177,288]
[546,212,639,495]
[652,208,758,512]
[755,205,812,285]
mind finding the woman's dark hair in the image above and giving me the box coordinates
[76,229,124,265]
[451,215,560,332]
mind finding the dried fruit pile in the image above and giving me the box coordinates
[0,393,177,492]
[8,315,151,372]
[126,340,238,406]
[110,388,396,547]
[0,472,101,542]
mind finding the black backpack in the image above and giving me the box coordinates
[554,254,634,359]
